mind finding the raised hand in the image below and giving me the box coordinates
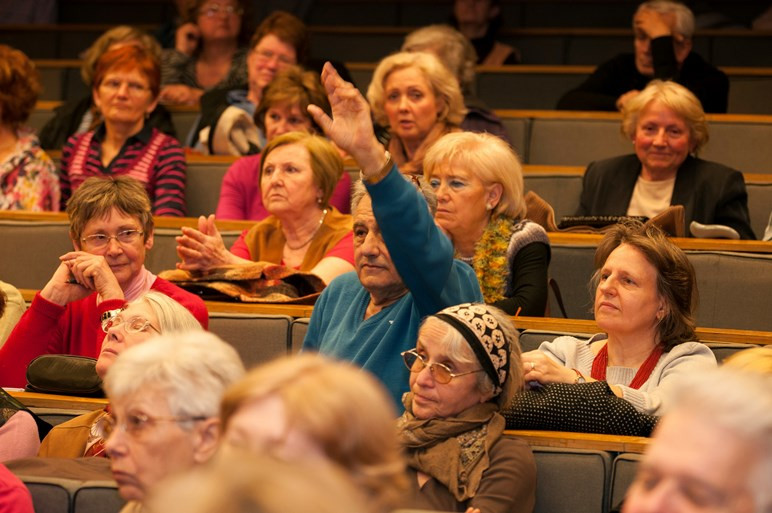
[176,215,245,271]
[307,62,386,177]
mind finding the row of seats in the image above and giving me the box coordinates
[28,61,772,114]
[494,111,772,173]
[180,161,770,242]
[548,243,772,331]
[2,214,770,330]
[5,21,771,66]
[29,106,772,174]
[520,169,772,241]
[6,444,644,513]
[311,27,772,67]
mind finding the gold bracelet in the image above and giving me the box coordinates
[361,151,393,185]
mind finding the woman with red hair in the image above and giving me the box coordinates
[59,45,187,216]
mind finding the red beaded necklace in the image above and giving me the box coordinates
[590,343,664,390]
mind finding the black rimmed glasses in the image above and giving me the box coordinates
[81,229,144,249]
[102,315,160,335]
[401,349,484,384]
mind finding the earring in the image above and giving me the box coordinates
[317,197,323,205]
[485,203,493,211]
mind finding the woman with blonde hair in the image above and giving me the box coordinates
[577,79,754,239]
[424,131,550,316]
[39,25,174,150]
[402,24,510,143]
[220,353,408,512]
[367,51,466,175]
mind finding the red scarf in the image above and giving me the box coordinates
[591,343,664,390]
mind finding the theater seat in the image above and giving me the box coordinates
[290,317,310,353]
[609,453,643,512]
[518,329,589,352]
[207,313,292,369]
[532,447,612,513]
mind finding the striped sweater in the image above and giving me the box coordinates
[59,125,187,216]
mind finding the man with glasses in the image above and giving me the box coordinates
[557,0,728,113]
[0,176,208,388]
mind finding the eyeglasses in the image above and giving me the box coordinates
[102,412,207,439]
[102,315,160,334]
[81,229,143,248]
[201,3,243,17]
[100,78,150,96]
[253,49,294,66]
[401,349,484,384]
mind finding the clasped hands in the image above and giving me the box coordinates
[176,214,243,271]
[41,252,124,306]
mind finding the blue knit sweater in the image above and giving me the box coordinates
[303,166,483,407]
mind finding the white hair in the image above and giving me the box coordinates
[139,291,203,333]
[635,0,695,39]
[669,368,772,513]
[104,332,245,424]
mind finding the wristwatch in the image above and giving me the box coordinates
[572,368,586,384]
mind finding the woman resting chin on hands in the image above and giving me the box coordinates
[176,132,354,285]
[521,221,716,415]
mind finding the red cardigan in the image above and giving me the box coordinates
[0,278,208,388]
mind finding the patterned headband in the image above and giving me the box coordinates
[433,303,510,396]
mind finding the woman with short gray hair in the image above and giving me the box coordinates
[38,291,204,458]
[104,332,245,511]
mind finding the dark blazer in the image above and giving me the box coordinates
[556,36,729,113]
[577,154,756,239]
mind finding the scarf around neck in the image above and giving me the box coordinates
[397,392,505,502]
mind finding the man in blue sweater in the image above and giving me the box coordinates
[303,63,483,407]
